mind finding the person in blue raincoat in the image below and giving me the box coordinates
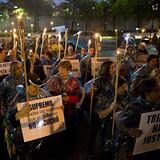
[115,78,160,160]
[130,54,159,97]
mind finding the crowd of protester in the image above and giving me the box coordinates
[0,32,160,160]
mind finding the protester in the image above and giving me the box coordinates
[130,54,159,96]
[85,61,116,160]
[115,78,160,160]
[0,61,24,159]
[46,60,82,159]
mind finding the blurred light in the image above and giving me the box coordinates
[136,28,139,31]
[13,28,16,33]
[77,23,79,26]
[142,29,145,33]
[17,14,23,20]
[48,34,51,38]
[11,22,14,25]
[30,24,34,27]
[88,39,91,46]
[27,33,31,37]
[117,50,121,55]
[37,119,44,128]
[115,29,118,32]
[95,33,100,38]
[14,6,18,9]
[4,30,8,33]
[50,21,53,25]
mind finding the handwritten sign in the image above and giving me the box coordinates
[133,110,160,155]
[0,62,11,76]
[17,95,66,142]
[69,59,81,77]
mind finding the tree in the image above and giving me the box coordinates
[58,0,98,32]
[9,0,54,31]
[0,2,10,22]
[111,0,153,29]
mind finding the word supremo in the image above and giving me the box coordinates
[30,100,53,110]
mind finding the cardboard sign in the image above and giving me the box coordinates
[69,59,81,77]
[0,62,11,76]
[133,110,160,155]
[17,95,66,142]
[91,57,115,76]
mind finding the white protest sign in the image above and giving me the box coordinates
[43,65,52,78]
[0,62,12,76]
[17,95,66,142]
[69,59,81,77]
[133,110,160,155]
[91,57,115,76]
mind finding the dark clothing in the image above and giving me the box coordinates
[46,74,82,157]
[116,96,160,160]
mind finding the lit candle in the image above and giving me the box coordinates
[58,32,61,59]
[75,32,81,53]
[112,49,122,136]
[64,29,68,59]
[115,29,118,49]
[89,33,100,121]
[40,27,47,59]
[88,39,91,53]
[140,28,145,42]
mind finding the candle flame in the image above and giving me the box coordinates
[88,39,91,45]
[142,29,145,33]
[17,14,23,20]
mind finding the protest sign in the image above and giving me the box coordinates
[133,110,160,155]
[69,59,81,77]
[0,62,11,76]
[17,95,65,142]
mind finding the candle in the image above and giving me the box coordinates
[115,29,118,49]
[88,39,91,53]
[58,32,61,59]
[75,32,81,54]
[40,27,47,59]
[64,29,68,59]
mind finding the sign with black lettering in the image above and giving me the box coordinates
[133,110,160,155]
[17,95,65,142]
[0,62,11,76]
